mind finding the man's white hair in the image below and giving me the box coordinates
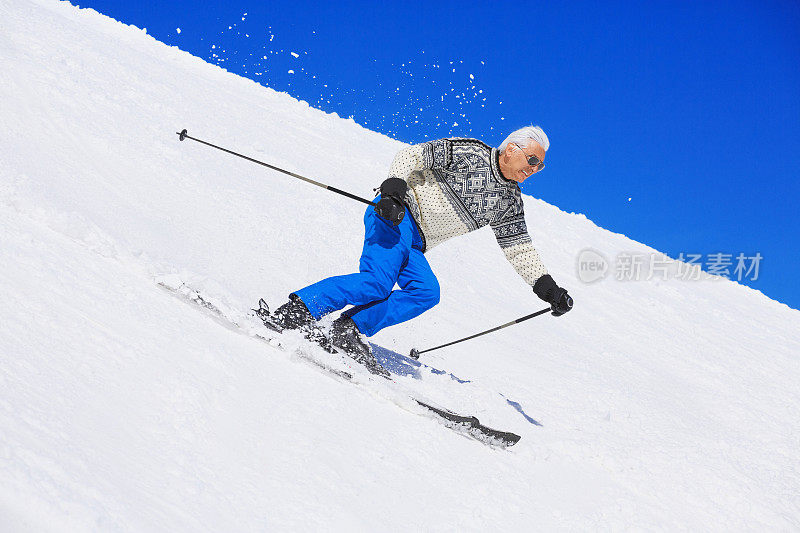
[499,125,550,153]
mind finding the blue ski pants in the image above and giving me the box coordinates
[294,198,440,337]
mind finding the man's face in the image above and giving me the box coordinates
[503,140,546,183]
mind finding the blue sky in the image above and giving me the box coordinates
[80,0,800,309]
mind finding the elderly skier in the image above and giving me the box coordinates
[270,125,573,367]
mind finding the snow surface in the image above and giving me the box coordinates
[2,0,800,530]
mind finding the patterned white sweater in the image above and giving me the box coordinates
[388,137,548,286]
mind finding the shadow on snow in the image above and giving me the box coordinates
[371,343,542,427]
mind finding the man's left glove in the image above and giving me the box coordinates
[532,274,574,316]
[374,177,407,226]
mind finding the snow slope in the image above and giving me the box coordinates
[2,0,799,530]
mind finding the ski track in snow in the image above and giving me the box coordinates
[155,278,524,446]
[1,0,800,530]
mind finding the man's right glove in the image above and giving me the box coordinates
[532,274,574,316]
[374,177,407,226]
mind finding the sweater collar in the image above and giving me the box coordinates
[491,148,515,184]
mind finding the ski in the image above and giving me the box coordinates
[158,280,355,380]
[413,400,521,446]
[157,278,522,447]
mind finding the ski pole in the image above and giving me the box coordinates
[176,129,376,207]
[409,307,552,359]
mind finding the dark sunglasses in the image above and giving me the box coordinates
[515,144,545,172]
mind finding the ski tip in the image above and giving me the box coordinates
[252,299,286,334]
[415,399,522,447]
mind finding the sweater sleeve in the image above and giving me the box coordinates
[490,209,548,286]
[388,139,452,181]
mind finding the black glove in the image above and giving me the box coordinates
[532,274,573,317]
[374,177,407,226]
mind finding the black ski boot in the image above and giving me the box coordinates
[272,294,315,330]
[329,316,389,378]
[258,295,333,352]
